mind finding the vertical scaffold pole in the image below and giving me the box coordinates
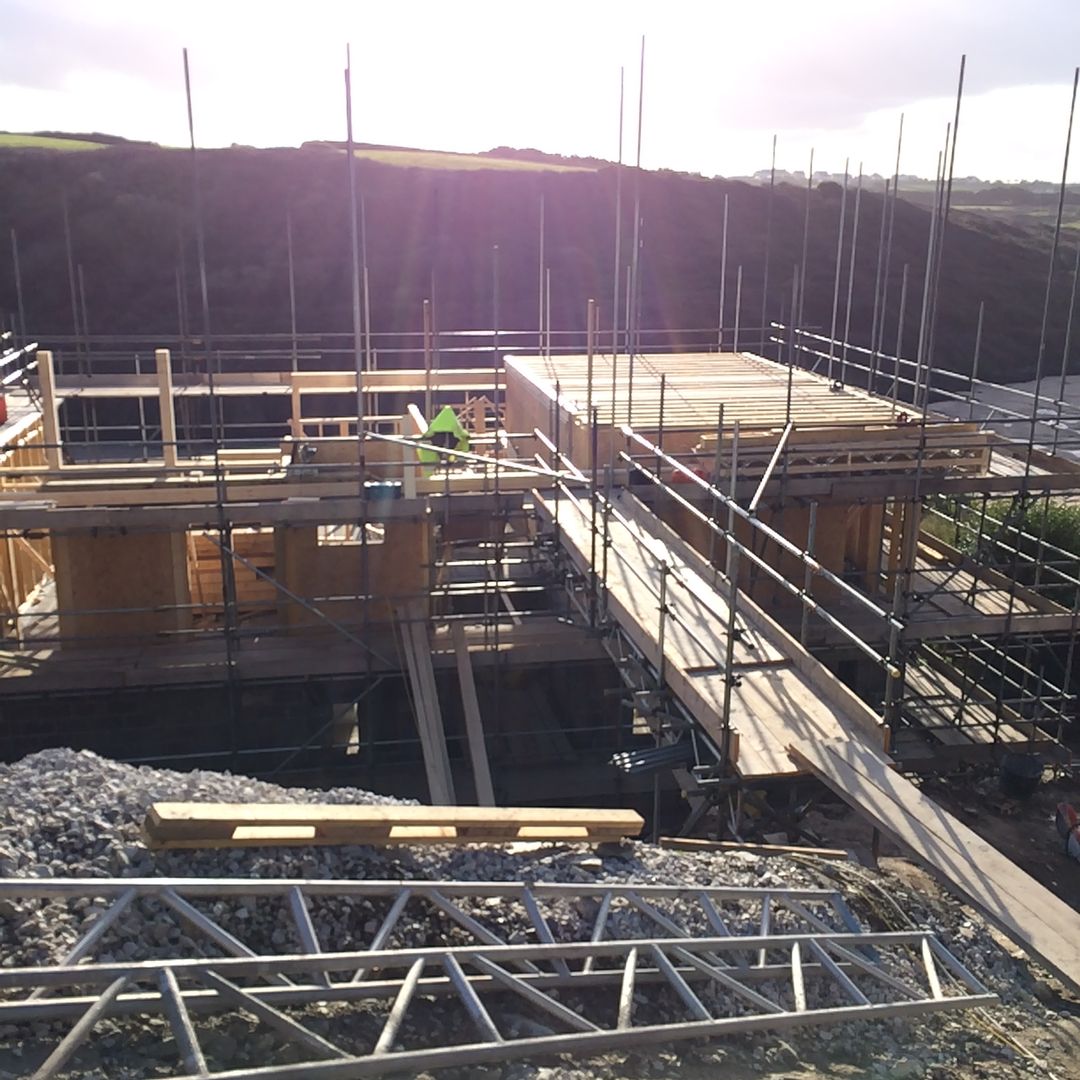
[612,67,624,358]
[760,134,777,355]
[799,502,818,646]
[719,421,741,771]
[827,159,849,380]
[10,229,26,341]
[286,205,298,373]
[423,299,433,421]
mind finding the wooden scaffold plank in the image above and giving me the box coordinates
[451,621,496,806]
[789,738,1080,994]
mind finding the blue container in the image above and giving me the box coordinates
[363,480,403,502]
[1000,753,1043,799]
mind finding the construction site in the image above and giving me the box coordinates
[2,303,1080,1073]
[6,39,1080,1080]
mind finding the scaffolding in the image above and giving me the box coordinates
[0,316,1078,807]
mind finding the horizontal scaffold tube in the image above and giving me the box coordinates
[619,427,902,678]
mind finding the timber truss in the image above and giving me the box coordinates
[1,877,995,1077]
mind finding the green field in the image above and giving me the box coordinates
[0,133,106,151]
[352,147,593,173]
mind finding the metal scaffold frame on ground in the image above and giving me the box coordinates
[0,877,995,1079]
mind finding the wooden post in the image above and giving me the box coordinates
[452,622,496,806]
[401,440,417,499]
[155,348,179,468]
[36,349,62,469]
[289,376,303,439]
[3,536,22,644]
[423,298,433,422]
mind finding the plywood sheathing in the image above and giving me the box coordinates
[52,530,191,647]
[274,518,432,632]
[651,499,855,612]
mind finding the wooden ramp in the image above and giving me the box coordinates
[536,490,888,778]
[791,739,1080,993]
[539,489,1080,991]
[143,803,644,848]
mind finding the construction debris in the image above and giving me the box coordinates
[658,837,851,861]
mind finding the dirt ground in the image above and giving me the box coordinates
[917,765,1080,911]
[791,765,1080,1079]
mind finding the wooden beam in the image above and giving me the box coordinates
[290,385,302,439]
[155,349,179,469]
[0,491,529,532]
[406,403,427,435]
[291,368,503,393]
[0,470,548,512]
[36,350,61,470]
[452,621,496,806]
[52,367,503,397]
[143,802,645,848]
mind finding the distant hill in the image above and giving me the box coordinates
[0,139,1077,385]
[299,141,595,173]
[0,131,159,151]
[737,168,1080,232]
[0,133,108,152]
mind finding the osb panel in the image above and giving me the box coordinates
[53,530,191,646]
[275,519,431,634]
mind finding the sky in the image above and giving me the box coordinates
[2,0,1079,182]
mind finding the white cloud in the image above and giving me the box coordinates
[1,0,1077,179]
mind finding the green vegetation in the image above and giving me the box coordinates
[0,133,107,151]
[298,141,595,172]
[352,148,593,173]
[925,496,1080,607]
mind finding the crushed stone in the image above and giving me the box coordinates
[0,748,1074,1079]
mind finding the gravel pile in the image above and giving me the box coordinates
[0,748,1073,1079]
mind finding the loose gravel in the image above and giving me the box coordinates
[0,748,1074,1080]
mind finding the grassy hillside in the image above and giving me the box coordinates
[0,133,107,151]
[300,143,594,173]
[0,140,1075,385]
[355,147,591,172]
